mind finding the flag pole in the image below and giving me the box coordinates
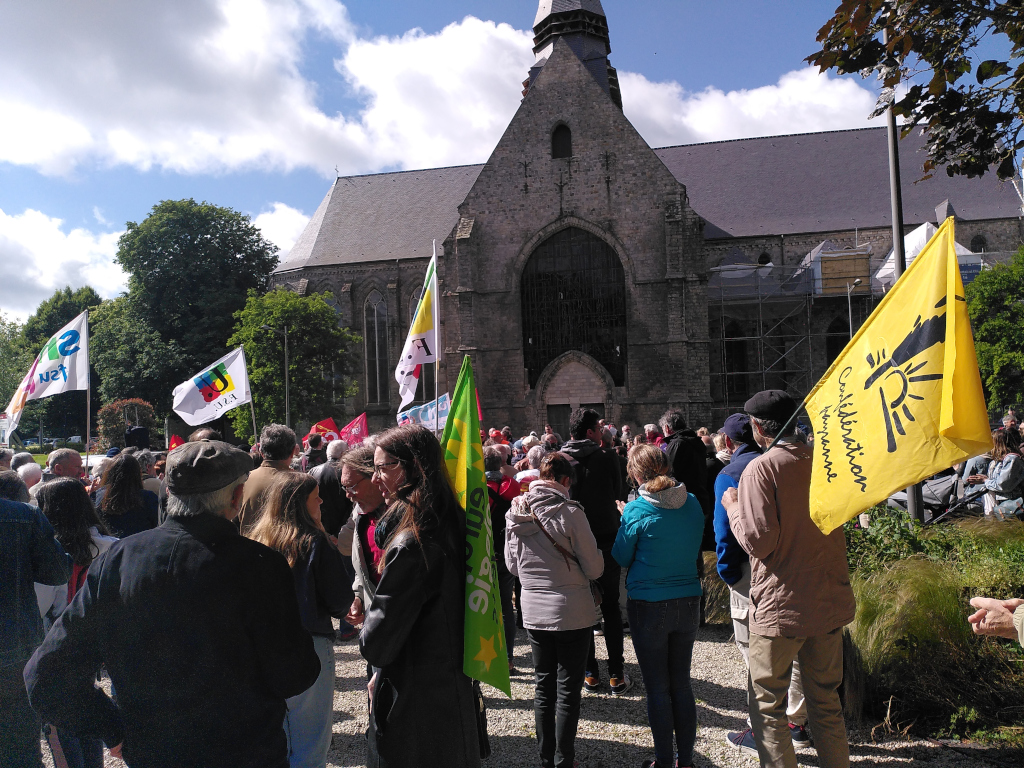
[883,28,924,524]
[433,240,440,437]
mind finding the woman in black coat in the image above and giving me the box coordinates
[361,425,480,768]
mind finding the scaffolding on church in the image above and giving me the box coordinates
[706,246,877,428]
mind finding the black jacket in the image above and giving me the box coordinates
[24,514,320,768]
[560,439,623,544]
[310,459,352,536]
[292,534,354,637]
[361,529,480,768]
[664,430,714,549]
[93,487,160,539]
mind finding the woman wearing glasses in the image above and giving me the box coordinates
[247,472,353,768]
[361,425,480,768]
[337,444,387,627]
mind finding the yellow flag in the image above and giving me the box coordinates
[806,218,992,534]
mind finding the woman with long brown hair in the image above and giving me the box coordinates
[967,428,1024,517]
[361,424,479,768]
[247,472,352,768]
[93,453,158,538]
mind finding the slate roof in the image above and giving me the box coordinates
[276,127,1023,273]
[535,0,606,26]
[654,127,1023,239]
[274,165,483,273]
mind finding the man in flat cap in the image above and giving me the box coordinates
[25,440,320,768]
[722,391,856,768]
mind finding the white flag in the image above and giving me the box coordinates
[172,347,252,427]
[396,254,439,412]
[4,311,90,434]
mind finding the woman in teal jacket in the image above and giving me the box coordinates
[612,444,704,768]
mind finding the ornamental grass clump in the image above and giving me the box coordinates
[845,511,1024,736]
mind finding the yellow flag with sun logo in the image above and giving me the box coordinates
[806,218,992,534]
[439,355,511,696]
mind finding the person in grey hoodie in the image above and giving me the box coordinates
[505,452,604,768]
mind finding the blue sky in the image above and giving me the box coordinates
[0,0,883,320]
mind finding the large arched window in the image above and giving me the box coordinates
[521,227,627,388]
[723,321,748,397]
[825,317,849,368]
[971,234,988,253]
[364,289,389,404]
[552,124,572,159]
[409,287,436,403]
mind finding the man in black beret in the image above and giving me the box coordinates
[25,440,320,768]
[721,392,856,768]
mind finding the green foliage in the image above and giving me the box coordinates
[966,247,1024,411]
[0,312,31,407]
[845,508,1024,735]
[22,285,102,348]
[96,398,158,450]
[90,297,186,414]
[226,289,360,438]
[116,199,279,374]
[808,1,1024,179]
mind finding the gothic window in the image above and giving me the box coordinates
[971,235,988,253]
[552,124,572,159]
[409,288,436,403]
[825,317,849,368]
[521,227,627,388]
[757,252,772,265]
[723,321,748,397]
[364,289,389,404]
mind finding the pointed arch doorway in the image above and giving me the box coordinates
[535,351,614,439]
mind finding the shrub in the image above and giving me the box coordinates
[97,398,158,450]
[844,508,1024,736]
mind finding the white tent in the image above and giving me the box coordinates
[873,222,978,290]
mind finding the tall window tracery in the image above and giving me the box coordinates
[364,289,389,404]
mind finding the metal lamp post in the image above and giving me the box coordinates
[261,325,290,428]
[846,278,862,339]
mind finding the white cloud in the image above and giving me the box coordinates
[0,209,126,322]
[0,1,883,179]
[620,67,883,148]
[253,202,311,256]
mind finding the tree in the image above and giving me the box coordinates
[965,246,1024,410]
[808,1,1024,179]
[16,286,103,440]
[227,289,359,438]
[97,398,159,451]
[116,199,279,375]
[0,313,31,409]
[91,297,187,414]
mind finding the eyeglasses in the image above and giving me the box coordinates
[342,477,367,493]
[372,459,401,477]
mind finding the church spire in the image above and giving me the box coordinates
[526,0,621,108]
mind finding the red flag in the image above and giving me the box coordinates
[169,435,184,450]
[475,388,483,422]
[307,418,341,446]
[339,413,368,445]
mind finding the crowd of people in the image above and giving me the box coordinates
[1,391,1020,768]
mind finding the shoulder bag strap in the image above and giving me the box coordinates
[525,503,577,572]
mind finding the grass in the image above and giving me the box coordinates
[843,509,1024,742]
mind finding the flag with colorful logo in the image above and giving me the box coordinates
[4,311,90,433]
[307,417,341,445]
[396,254,439,413]
[440,356,510,696]
[805,218,992,534]
[396,392,450,431]
[172,347,252,427]
[338,413,369,446]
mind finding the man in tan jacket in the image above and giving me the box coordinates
[237,423,298,533]
[723,390,856,768]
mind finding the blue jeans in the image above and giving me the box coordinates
[285,635,334,768]
[628,596,700,768]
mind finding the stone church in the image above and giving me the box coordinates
[273,0,1022,435]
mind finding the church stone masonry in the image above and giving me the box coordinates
[448,33,710,434]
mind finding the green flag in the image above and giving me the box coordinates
[440,356,511,696]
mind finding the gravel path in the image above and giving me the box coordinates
[40,624,1004,767]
